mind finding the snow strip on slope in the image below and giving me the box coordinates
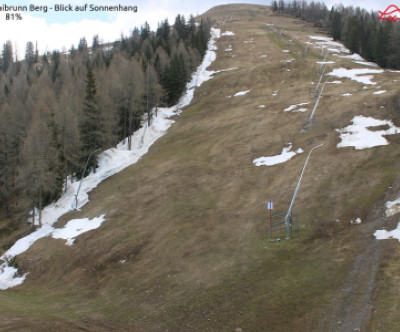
[0,28,222,290]
[373,90,386,95]
[253,144,303,166]
[327,68,384,85]
[221,31,235,36]
[211,67,239,75]
[336,116,400,150]
[354,61,379,68]
[309,35,352,55]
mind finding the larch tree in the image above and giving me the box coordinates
[145,63,163,125]
[55,88,80,191]
[18,103,60,227]
[0,103,18,216]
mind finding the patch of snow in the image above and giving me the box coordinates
[253,144,303,166]
[225,48,233,52]
[327,67,384,85]
[0,28,223,290]
[308,35,355,55]
[52,215,106,246]
[233,90,250,97]
[281,58,295,63]
[329,80,342,84]
[341,93,352,97]
[317,61,335,65]
[354,61,379,68]
[0,264,26,290]
[373,90,386,95]
[284,105,297,112]
[284,102,310,112]
[258,105,266,108]
[272,90,279,96]
[336,115,400,150]
[221,31,235,36]
[336,53,364,61]
[374,223,400,241]
[211,67,239,75]
[309,35,333,41]
[350,217,362,225]
[282,49,290,53]
[385,198,400,217]
[260,55,268,58]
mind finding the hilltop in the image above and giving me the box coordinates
[1,3,400,331]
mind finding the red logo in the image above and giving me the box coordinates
[379,5,400,22]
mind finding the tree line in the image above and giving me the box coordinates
[0,15,211,226]
[271,1,400,69]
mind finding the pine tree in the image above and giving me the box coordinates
[174,15,188,40]
[78,37,88,52]
[79,67,103,177]
[163,53,187,106]
[346,16,361,53]
[25,41,36,67]
[2,41,13,73]
[331,10,342,41]
[92,34,100,51]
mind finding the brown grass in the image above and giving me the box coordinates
[1,4,400,331]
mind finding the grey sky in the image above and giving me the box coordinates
[0,0,392,55]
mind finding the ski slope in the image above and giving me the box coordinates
[0,28,222,290]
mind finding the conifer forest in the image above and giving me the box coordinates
[0,15,211,224]
[272,0,400,69]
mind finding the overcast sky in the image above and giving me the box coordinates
[0,0,393,57]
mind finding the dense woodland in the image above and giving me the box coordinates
[0,15,211,225]
[272,0,400,69]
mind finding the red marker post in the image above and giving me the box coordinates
[267,201,273,237]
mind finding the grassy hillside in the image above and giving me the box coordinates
[1,4,400,331]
